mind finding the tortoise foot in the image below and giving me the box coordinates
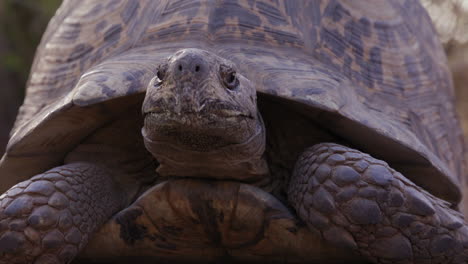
[0,163,123,264]
[288,143,468,264]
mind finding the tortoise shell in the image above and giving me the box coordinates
[0,0,463,204]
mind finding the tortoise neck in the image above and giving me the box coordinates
[142,113,269,181]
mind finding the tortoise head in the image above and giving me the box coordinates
[142,49,268,180]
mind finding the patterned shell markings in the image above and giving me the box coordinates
[1,0,463,203]
[14,0,150,131]
[312,0,464,202]
[304,0,463,202]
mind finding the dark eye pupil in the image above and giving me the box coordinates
[228,72,235,83]
[157,70,164,80]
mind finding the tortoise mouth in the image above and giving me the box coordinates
[144,111,253,124]
[143,112,255,149]
[142,104,260,152]
[143,99,255,119]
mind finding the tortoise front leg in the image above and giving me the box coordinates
[288,143,468,264]
[0,162,124,264]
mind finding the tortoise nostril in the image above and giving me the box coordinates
[178,65,183,71]
[195,65,200,72]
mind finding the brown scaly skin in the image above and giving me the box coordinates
[289,143,468,263]
[0,163,124,264]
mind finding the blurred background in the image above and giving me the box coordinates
[0,0,468,157]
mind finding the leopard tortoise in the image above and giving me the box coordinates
[0,0,467,263]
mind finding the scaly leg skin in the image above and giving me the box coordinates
[288,143,468,264]
[0,162,124,264]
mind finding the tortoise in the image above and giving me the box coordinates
[0,0,467,263]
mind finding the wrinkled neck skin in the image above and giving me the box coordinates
[142,114,269,182]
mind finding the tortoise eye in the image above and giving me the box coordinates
[220,65,239,90]
[155,64,167,84]
[156,69,165,82]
